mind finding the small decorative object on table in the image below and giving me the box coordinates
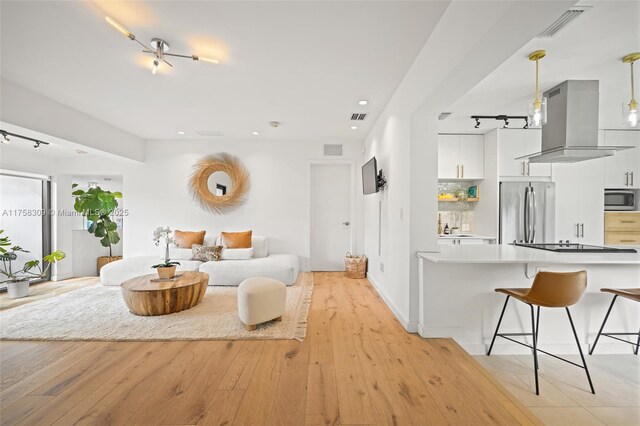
[344,252,367,279]
[152,226,180,279]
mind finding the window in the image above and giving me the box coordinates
[0,173,51,289]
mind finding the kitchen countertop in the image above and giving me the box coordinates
[418,244,640,264]
[437,234,496,240]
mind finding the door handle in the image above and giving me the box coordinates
[631,172,634,187]
[575,223,580,238]
[461,164,464,179]
[456,165,460,178]
[521,161,526,176]
[580,223,584,238]
[625,172,629,186]
[342,221,350,226]
[526,162,531,176]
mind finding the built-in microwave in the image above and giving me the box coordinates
[604,189,636,211]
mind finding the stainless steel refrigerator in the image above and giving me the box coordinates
[499,182,555,244]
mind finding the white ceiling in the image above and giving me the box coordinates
[1,1,448,141]
[438,1,640,134]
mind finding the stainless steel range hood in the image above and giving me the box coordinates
[519,80,631,163]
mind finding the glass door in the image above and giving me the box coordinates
[0,173,51,290]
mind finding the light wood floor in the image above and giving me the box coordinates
[0,272,539,425]
[476,353,640,425]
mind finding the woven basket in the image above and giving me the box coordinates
[344,252,367,279]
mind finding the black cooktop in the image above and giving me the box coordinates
[513,242,637,253]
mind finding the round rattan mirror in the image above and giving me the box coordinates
[189,153,250,214]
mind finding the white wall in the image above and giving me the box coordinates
[362,0,575,331]
[2,139,364,275]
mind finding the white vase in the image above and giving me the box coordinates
[7,281,30,299]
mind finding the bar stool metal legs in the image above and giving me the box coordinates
[530,304,539,395]
[487,298,596,395]
[566,307,595,394]
[590,291,640,355]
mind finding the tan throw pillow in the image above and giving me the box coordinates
[192,244,223,261]
[174,230,206,248]
[221,230,252,249]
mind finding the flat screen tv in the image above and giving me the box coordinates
[362,157,378,195]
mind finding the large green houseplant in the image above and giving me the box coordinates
[0,230,66,299]
[72,184,123,272]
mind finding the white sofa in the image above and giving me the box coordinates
[100,236,299,287]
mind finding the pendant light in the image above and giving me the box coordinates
[622,52,640,128]
[528,50,547,128]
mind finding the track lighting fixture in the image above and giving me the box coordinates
[528,50,547,127]
[105,16,219,75]
[622,52,640,128]
[0,129,50,149]
[470,115,529,129]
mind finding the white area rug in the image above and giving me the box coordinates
[0,273,313,341]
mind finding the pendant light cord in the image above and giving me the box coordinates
[631,60,636,102]
[535,59,540,102]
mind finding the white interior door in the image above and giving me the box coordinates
[310,163,352,271]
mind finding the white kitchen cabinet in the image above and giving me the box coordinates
[438,135,460,179]
[438,134,484,180]
[498,129,551,178]
[553,159,605,245]
[603,130,640,188]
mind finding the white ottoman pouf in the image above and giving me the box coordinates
[238,277,287,331]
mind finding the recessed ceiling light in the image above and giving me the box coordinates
[177,131,185,135]
[252,131,260,136]
[358,100,368,106]
[350,125,358,130]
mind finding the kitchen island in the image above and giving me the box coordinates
[417,244,640,355]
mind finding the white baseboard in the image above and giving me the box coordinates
[367,274,418,333]
[51,273,73,282]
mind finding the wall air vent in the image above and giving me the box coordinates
[196,130,224,137]
[438,112,452,120]
[536,7,591,38]
[350,113,367,121]
[324,144,343,156]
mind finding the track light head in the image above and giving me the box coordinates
[474,118,480,129]
[33,142,41,152]
[1,132,9,144]
[503,118,509,128]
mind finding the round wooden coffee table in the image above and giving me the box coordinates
[121,271,209,316]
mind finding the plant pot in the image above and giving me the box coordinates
[97,256,123,274]
[6,280,30,299]
[156,266,177,279]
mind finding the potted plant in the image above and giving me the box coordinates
[152,226,180,279]
[0,230,66,299]
[72,183,123,273]
[151,260,181,279]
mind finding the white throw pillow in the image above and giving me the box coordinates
[221,248,254,260]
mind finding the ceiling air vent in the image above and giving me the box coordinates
[324,144,343,156]
[350,113,367,121]
[536,7,590,38]
[196,130,224,137]
[438,112,452,120]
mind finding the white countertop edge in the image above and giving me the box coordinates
[416,245,640,265]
